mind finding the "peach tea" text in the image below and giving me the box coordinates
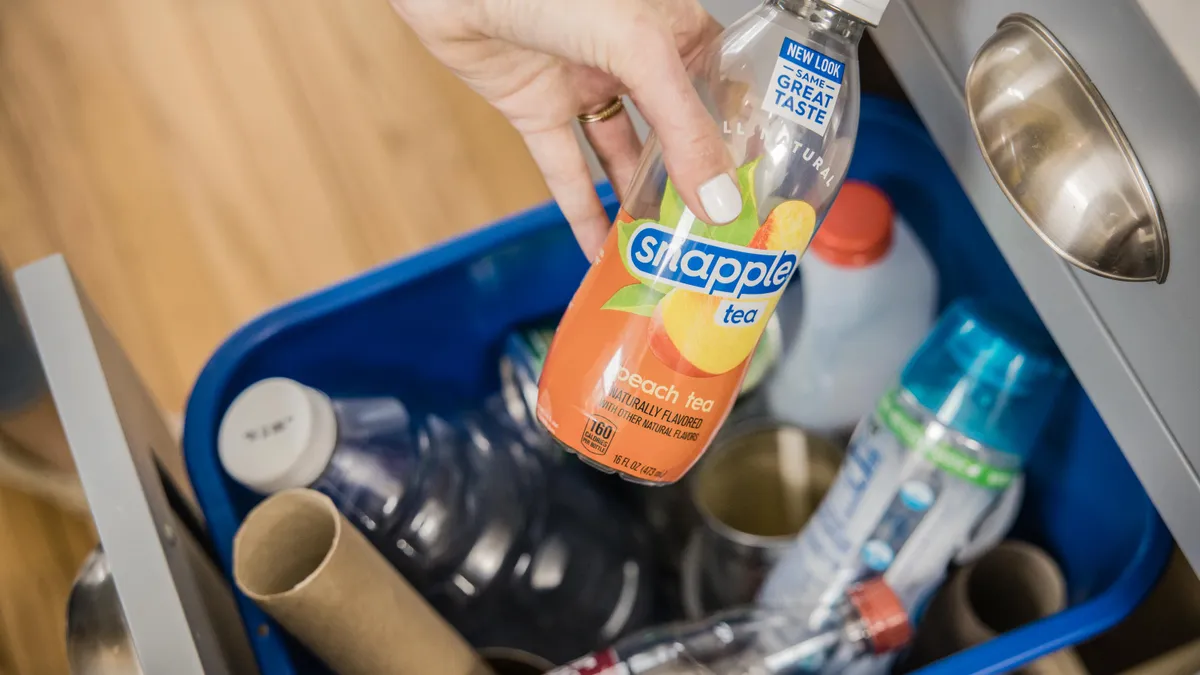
[614,365,715,412]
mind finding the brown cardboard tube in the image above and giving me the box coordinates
[233,488,493,675]
[907,541,1087,675]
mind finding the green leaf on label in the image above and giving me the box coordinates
[659,179,686,230]
[616,218,655,280]
[693,156,764,246]
[660,156,761,238]
[617,218,681,294]
[601,283,665,317]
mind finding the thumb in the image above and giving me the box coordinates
[611,17,741,224]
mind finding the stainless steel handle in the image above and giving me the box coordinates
[965,14,1169,283]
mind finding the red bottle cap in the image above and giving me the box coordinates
[847,578,913,655]
[810,181,894,267]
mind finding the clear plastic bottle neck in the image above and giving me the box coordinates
[770,0,867,41]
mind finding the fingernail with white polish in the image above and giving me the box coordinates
[698,174,743,224]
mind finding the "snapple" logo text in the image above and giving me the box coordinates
[627,223,797,299]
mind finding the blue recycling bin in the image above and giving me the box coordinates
[183,97,1172,675]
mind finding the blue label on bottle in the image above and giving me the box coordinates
[762,37,845,136]
[626,222,798,298]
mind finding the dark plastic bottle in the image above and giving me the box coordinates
[218,377,655,662]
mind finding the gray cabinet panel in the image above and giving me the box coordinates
[905,0,1200,457]
[874,1,1200,566]
[16,255,257,675]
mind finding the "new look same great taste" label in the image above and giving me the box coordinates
[762,37,845,136]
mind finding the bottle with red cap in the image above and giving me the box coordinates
[766,180,937,438]
[548,577,911,675]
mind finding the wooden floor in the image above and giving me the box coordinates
[0,0,549,671]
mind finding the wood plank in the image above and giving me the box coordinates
[252,0,549,255]
[0,0,192,409]
[0,0,551,670]
[0,487,96,675]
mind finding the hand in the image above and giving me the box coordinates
[391,0,739,258]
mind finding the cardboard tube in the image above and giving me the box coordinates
[233,489,493,675]
[907,541,1087,675]
[954,540,1067,644]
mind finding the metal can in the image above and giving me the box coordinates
[681,423,841,617]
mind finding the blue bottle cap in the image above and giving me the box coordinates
[899,299,1067,463]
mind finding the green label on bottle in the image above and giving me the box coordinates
[876,390,1017,490]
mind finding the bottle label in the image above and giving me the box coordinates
[758,391,1017,613]
[537,161,816,483]
[762,37,845,136]
[876,390,1017,489]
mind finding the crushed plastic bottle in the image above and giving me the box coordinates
[549,578,910,675]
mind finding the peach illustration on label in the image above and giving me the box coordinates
[645,199,815,376]
[749,200,817,251]
[648,289,774,376]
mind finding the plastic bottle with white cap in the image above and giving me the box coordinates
[218,378,654,663]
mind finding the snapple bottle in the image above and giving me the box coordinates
[538,0,890,484]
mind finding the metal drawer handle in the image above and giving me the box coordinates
[965,14,1169,283]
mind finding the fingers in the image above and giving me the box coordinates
[476,0,739,224]
[578,101,643,201]
[615,22,740,224]
[523,125,610,259]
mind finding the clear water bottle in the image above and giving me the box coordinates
[758,300,1068,633]
[548,578,911,675]
[217,378,655,662]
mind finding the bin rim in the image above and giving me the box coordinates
[919,507,1171,674]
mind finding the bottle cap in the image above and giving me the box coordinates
[218,377,339,494]
[810,181,894,267]
[899,300,1068,462]
[847,578,912,654]
[823,0,890,26]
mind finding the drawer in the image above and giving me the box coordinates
[15,256,259,675]
[873,1,1200,566]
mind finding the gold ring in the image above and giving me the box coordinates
[577,98,625,124]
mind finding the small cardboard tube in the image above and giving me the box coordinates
[909,541,1087,675]
[233,488,493,675]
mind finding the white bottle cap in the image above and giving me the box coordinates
[824,0,890,26]
[218,377,338,494]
